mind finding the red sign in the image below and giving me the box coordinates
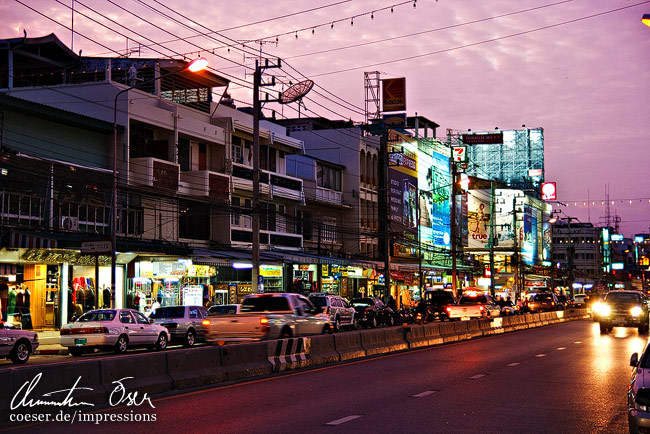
[382,77,406,112]
[541,182,557,200]
[461,133,503,145]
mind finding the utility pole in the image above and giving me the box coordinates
[450,161,458,296]
[378,128,391,298]
[252,59,281,294]
[489,181,496,297]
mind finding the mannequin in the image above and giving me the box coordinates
[103,286,111,308]
[7,285,16,317]
[0,282,8,322]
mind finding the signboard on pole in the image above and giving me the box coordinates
[461,133,503,145]
[81,240,112,254]
[382,77,406,112]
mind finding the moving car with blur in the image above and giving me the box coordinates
[149,305,210,347]
[555,295,572,310]
[308,293,358,331]
[573,294,587,307]
[628,343,650,433]
[447,293,501,320]
[350,297,396,328]
[0,322,39,364]
[208,304,242,315]
[204,293,331,342]
[60,308,171,356]
[524,293,559,313]
[597,290,649,334]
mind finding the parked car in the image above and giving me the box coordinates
[525,293,559,313]
[447,293,501,320]
[573,294,588,307]
[598,290,649,334]
[0,322,39,364]
[628,344,650,433]
[204,293,331,342]
[308,293,358,331]
[422,290,456,321]
[208,304,242,315]
[60,308,170,356]
[350,297,396,328]
[149,305,210,347]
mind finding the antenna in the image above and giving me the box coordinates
[279,80,314,104]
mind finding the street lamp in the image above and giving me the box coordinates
[642,14,650,27]
[111,57,207,307]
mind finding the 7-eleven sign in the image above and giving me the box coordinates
[452,146,467,163]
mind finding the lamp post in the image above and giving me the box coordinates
[111,57,207,307]
[643,14,650,27]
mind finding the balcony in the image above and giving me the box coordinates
[231,164,303,201]
[315,186,343,205]
[130,157,180,191]
[179,170,231,200]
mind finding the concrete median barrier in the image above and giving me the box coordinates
[466,319,483,338]
[167,346,224,390]
[403,324,428,348]
[359,328,391,356]
[423,323,444,345]
[439,321,461,343]
[527,313,543,328]
[220,342,272,381]
[452,320,473,341]
[267,338,309,372]
[100,352,172,397]
[334,331,366,361]
[307,334,340,365]
[382,327,409,353]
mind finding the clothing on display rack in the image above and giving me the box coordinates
[0,282,7,322]
[103,286,111,308]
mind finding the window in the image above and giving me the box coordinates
[179,199,210,240]
[317,164,341,191]
[298,212,313,241]
[189,308,199,319]
[134,312,150,324]
[120,311,135,324]
[150,307,185,319]
[322,216,337,243]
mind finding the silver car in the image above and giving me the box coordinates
[60,308,170,356]
[0,322,39,364]
[309,293,358,332]
[149,305,210,347]
[629,345,650,433]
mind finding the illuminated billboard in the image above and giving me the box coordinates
[467,190,491,249]
[417,141,451,248]
[388,131,418,238]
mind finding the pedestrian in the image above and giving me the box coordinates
[387,294,397,312]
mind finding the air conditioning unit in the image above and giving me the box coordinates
[60,216,79,231]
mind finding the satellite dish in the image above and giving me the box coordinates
[279,80,314,104]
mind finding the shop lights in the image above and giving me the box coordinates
[232,262,253,269]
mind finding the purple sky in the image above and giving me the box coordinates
[3,0,650,237]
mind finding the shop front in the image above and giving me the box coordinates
[0,248,126,330]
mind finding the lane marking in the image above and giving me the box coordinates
[326,415,363,426]
[507,362,520,367]
[469,374,485,379]
[413,391,437,398]
[536,354,546,358]
[574,341,582,344]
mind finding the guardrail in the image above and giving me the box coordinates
[1,309,588,424]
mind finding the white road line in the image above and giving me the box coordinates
[413,391,437,398]
[507,362,520,367]
[326,415,363,426]
[469,374,485,379]
[557,347,566,350]
[574,341,582,344]
[536,354,546,357]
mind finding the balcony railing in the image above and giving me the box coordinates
[315,186,343,205]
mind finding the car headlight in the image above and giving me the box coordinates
[631,306,643,317]
[599,304,611,316]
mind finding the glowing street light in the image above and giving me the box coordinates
[642,14,650,27]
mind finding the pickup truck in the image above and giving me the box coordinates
[446,294,501,320]
[204,293,332,342]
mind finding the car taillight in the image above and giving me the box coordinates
[64,327,109,335]
[446,307,452,313]
[202,319,211,326]
[260,317,270,333]
[479,306,484,312]
[60,329,70,335]
[551,302,555,306]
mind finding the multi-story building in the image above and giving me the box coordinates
[0,33,319,327]
[551,221,603,289]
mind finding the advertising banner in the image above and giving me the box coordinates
[468,190,491,248]
[388,133,418,238]
[417,143,451,248]
[382,77,406,112]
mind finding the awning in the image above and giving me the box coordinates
[6,231,58,249]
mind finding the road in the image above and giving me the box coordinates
[2,319,644,433]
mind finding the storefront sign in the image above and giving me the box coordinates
[21,249,111,265]
[322,265,329,277]
[153,262,186,276]
[183,286,203,306]
[237,284,253,295]
[260,265,282,277]
[299,264,311,270]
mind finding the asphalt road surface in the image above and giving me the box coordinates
[3,319,644,434]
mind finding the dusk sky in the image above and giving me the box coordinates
[3,0,650,237]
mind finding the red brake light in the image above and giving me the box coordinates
[60,329,70,336]
[260,317,269,325]
[260,317,270,333]
[202,319,211,326]
[446,307,452,313]
[480,306,485,312]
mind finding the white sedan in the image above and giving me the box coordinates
[60,308,170,356]
[0,322,39,364]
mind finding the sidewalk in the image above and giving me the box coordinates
[34,329,68,355]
